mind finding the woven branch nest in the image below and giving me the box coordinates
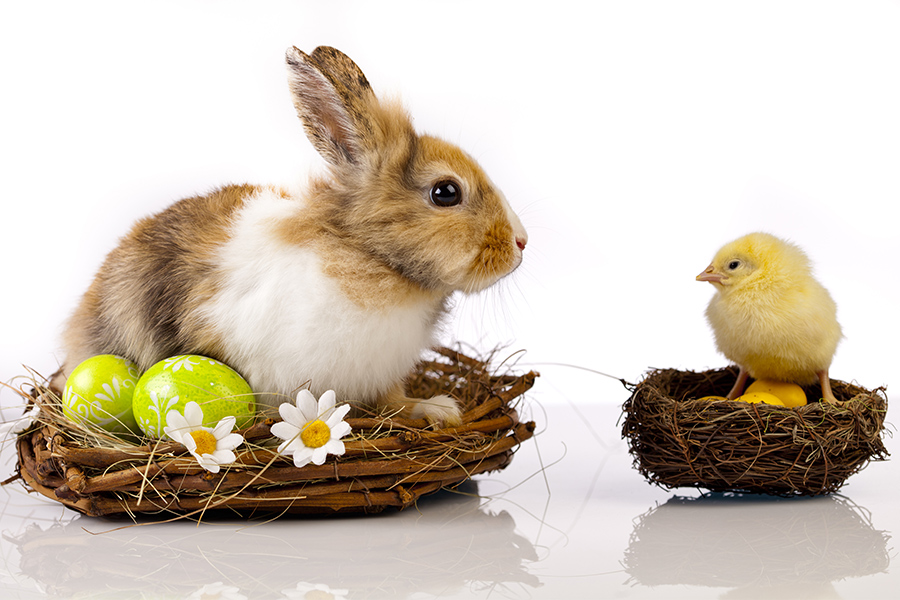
[10,347,537,519]
[621,366,889,496]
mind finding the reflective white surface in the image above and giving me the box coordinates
[2,1,899,598]
[1,399,896,599]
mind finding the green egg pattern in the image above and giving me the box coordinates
[62,355,141,434]
[132,355,256,439]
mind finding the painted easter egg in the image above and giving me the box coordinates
[132,355,256,439]
[62,355,140,434]
[745,379,807,407]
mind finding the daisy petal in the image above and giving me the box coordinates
[325,404,351,428]
[218,433,245,451]
[163,422,189,444]
[318,390,337,415]
[329,421,352,441]
[210,449,236,464]
[183,401,204,428]
[278,402,302,426]
[182,434,198,454]
[197,456,221,473]
[296,390,319,421]
[276,438,294,455]
[271,421,299,441]
[325,439,346,456]
[212,416,237,439]
[163,410,189,441]
[293,447,314,468]
[284,440,305,455]
[311,446,329,466]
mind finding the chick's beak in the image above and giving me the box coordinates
[696,265,725,284]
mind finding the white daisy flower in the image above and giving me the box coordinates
[282,581,349,599]
[187,582,247,600]
[271,390,351,468]
[163,401,244,473]
[0,403,40,439]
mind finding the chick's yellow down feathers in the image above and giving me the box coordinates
[697,232,842,403]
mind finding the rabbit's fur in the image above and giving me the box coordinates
[59,46,527,425]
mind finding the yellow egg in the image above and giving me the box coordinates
[745,379,807,407]
[734,392,785,406]
[697,395,728,402]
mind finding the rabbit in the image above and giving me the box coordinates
[57,46,528,426]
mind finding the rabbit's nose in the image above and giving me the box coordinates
[516,235,527,251]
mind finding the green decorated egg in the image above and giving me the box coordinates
[63,355,140,434]
[132,355,255,439]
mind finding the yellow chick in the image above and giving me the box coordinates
[696,232,842,403]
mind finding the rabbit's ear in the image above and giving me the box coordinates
[286,46,375,167]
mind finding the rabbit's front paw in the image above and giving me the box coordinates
[409,395,462,428]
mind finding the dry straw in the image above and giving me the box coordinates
[7,347,537,519]
[621,367,889,496]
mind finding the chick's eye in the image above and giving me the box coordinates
[727,260,741,270]
[430,180,461,207]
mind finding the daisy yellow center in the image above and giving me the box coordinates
[189,430,218,455]
[301,419,331,448]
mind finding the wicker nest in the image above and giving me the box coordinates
[9,347,537,519]
[621,367,889,496]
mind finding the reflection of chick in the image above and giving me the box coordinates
[697,232,842,403]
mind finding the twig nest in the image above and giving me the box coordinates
[10,347,537,519]
[621,367,889,496]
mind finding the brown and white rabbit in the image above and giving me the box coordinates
[59,46,527,426]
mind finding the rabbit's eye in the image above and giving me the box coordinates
[727,260,741,270]
[430,180,461,207]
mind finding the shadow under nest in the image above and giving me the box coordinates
[621,366,889,496]
[10,347,538,520]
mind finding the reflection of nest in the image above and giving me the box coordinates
[623,494,890,589]
[6,483,541,598]
[10,347,537,518]
[621,367,889,496]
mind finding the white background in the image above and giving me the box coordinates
[1,2,898,599]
